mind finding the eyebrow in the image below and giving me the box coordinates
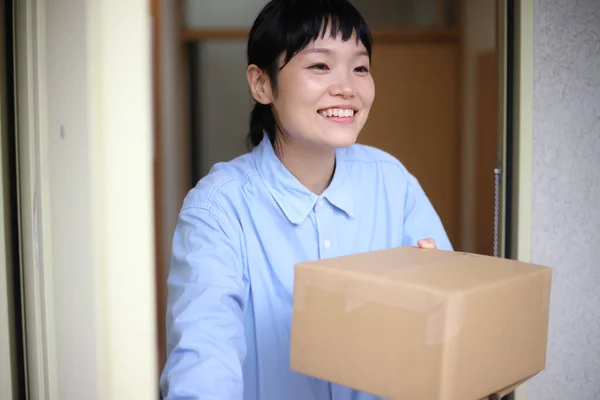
[304,47,369,57]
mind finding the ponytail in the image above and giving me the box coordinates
[246,103,276,150]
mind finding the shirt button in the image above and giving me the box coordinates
[323,239,331,249]
[316,198,324,209]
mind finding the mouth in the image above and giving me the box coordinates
[317,106,358,123]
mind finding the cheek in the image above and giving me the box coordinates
[359,78,376,108]
[278,78,328,113]
[297,75,330,104]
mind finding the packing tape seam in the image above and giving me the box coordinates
[293,268,466,344]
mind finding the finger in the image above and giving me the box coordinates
[417,238,436,249]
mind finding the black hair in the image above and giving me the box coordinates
[245,0,373,150]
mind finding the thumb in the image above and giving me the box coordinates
[417,238,436,249]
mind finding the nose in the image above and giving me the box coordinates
[329,76,354,98]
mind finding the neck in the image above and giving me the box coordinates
[276,138,336,195]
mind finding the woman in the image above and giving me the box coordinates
[160,0,452,399]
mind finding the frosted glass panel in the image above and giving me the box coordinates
[184,0,445,29]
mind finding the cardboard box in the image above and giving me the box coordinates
[290,247,552,400]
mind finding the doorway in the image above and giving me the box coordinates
[153,0,504,392]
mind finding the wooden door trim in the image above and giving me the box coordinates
[153,0,194,382]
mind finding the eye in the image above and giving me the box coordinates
[354,65,370,73]
[309,63,330,71]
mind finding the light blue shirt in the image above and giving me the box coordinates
[160,135,452,400]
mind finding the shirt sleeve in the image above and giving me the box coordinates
[160,205,247,400]
[402,173,454,251]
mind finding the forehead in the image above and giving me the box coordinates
[300,31,368,55]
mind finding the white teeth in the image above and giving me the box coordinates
[320,108,355,118]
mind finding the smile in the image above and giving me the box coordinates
[318,108,356,118]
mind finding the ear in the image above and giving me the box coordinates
[247,64,274,105]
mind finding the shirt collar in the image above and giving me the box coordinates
[253,135,355,225]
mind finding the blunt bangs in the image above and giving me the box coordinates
[248,0,373,72]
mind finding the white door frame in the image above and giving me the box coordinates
[505,0,535,399]
[1,1,20,398]
[15,0,58,398]
[511,0,534,264]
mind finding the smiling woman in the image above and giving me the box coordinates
[159,1,450,400]
[244,3,376,193]
[244,1,374,168]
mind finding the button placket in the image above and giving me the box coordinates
[316,198,333,255]
[314,200,322,259]
[314,197,333,258]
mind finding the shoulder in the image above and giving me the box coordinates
[341,144,427,198]
[181,152,257,217]
[342,143,411,177]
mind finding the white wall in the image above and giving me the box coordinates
[16,0,157,399]
[196,41,253,175]
[528,0,600,399]
[185,0,268,28]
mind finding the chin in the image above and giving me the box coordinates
[323,129,360,149]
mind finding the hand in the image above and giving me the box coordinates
[417,238,436,249]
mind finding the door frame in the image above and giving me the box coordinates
[164,6,536,397]
[14,0,158,398]
[509,0,533,266]
[14,0,59,397]
[0,0,22,398]
[499,0,534,398]
[498,0,534,262]
[6,0,535,398]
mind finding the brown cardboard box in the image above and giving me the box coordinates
[290,247,552,400]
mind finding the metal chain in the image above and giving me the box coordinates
[493,167,502,258]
